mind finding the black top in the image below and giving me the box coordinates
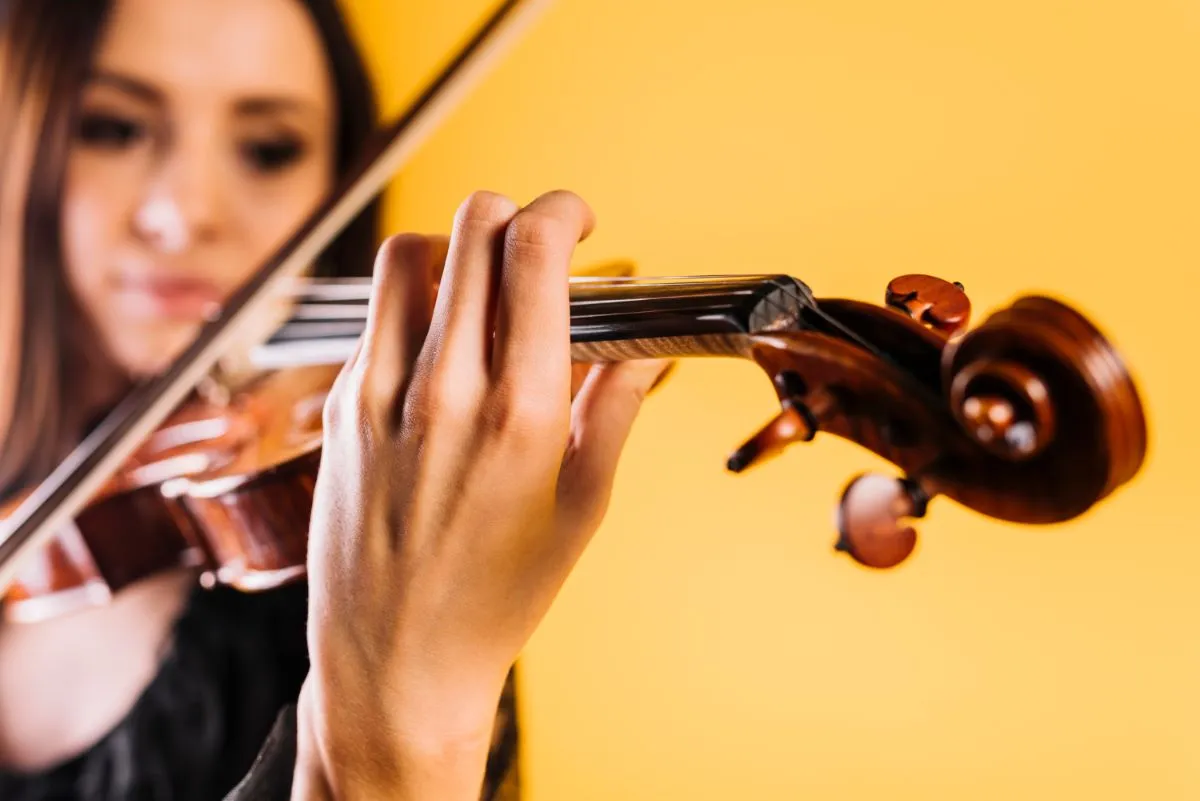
[222,706,299,801]
[0,582,310,801]
[0,581,520,800]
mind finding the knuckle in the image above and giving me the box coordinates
[484,383,562,439]
[322,363,356,425]
[503,210,562,256]
[357,364,398,422]
[324,362,385,439]
[322,377,360,435]
[374,232,430,272]
[454,190,519,231]
[320,387,342,431]
[537,188,583,205]
[411,366,475,427]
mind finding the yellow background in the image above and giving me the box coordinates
[346,1,1198,798]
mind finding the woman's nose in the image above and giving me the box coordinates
[131,145,224,253]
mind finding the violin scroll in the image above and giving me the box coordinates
[940,295,1146,516]
[726,274,1146,569]
[948,356,1053,460]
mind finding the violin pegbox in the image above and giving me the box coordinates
[724,313,954,569]
[723,274,1147,570]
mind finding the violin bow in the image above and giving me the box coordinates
[0,0,553,589]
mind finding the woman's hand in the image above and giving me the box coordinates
[293,190,669,800]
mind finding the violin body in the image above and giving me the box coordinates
[0,370,323,621]
[0,272,1147,622]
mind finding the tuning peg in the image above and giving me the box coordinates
[833,473,931,568]
[726,377,836,473]
[885,275,971,337]
[725,402,816,473]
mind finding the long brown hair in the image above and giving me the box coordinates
[0,0,382,499]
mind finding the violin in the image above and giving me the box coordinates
[0,269,1147,621]
[0,0,1147,623]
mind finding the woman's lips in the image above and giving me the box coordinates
[115,273,225,320]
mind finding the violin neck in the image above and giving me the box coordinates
[568,274,817,359]
[252,274,822,368]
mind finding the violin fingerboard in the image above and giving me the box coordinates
[571,333,752,361]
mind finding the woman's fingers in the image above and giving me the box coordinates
[491,191,595,413]
[305,189,681,798]
[353,234,439,431]
[569,363,595,399]
[556,358,673,537]
[423,192,519,380]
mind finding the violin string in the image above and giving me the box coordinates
[278,274,772,302]
[275,284,767,329]
[250,279,788,369]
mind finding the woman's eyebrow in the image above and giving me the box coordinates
[87,70,323,120]
[87,69,164,106]
[234,96,323,121]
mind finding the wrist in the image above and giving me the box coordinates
[293,675,499,801]
[291,686,335,801]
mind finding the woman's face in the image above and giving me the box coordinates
[62,0,337,376]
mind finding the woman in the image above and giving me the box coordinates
[0,0,604,797]
[0,0,384,796]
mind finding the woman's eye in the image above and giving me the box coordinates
[241,138,305,173]
[76,113,146,148]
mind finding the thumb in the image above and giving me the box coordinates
[556,358,674,532]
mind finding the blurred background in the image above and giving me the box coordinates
[347,1,1197,798]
